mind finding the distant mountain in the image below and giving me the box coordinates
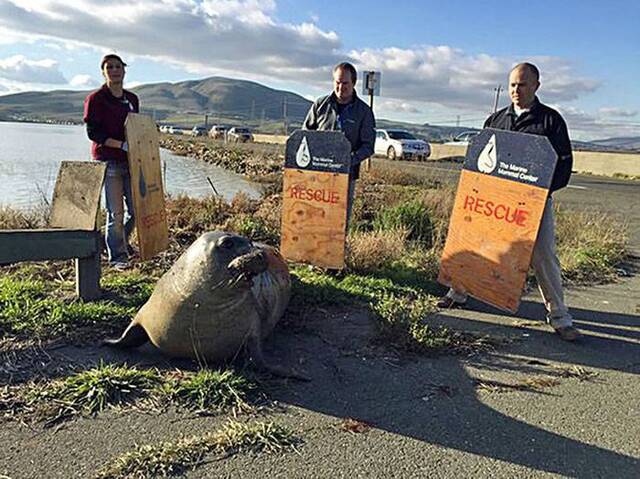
[0,76,312,124]
[572,137,640,153]
[589,137,640,150]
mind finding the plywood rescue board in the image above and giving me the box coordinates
[438,129,558,312]
[125,113,169,260]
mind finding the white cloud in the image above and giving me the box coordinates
[0,54,67,84]
[555,105,640,140]
[69,73,97,88]
[378,99,421,114]
[598,107,638,118]
[0,0,342,83]
[0,0,624,139]
[348,46,599,110]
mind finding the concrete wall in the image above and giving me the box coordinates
[572,150,640,177]
[253,133,288,144]
[429,144,467,160]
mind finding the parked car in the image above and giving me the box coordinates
[444,131,479,146]
[167,126,183,135]
[190,125,207,137]
[374,129,431,161]
[227,127,253,143]
[208,125,228,140]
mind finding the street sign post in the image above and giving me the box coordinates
[438,128,558,312]
[362,71,381,172]
[280,130,352,269]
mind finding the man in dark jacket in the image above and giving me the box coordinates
[438,62,581,342]
[302,62,376,222]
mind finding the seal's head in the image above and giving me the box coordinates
[190,232,268,289]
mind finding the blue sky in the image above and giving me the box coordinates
[0,0,638,140]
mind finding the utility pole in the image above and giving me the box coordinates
[204,114,208,128]
[250,99,255,121]
[493,85,502,113]
[456,115,460,127]
[260,108,265,130]
[283,96,288,135]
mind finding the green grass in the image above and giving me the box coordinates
[8,365,259,425]
[26,362,161,422]
[289,267,495,356]
[166,369,256,412]
[96,420,299,478]
[373,200,435,247]
[0,269,154,340]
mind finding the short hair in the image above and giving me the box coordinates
[100,54,127,70]
[333,62,357,84]
[511,62,539,81]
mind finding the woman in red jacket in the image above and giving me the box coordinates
[83,54,139,270]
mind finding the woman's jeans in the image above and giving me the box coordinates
[104,160,135,263]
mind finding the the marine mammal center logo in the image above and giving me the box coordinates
[477,134,497,174]
[296,136,312,168]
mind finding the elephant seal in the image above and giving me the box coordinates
[105,231,305,379]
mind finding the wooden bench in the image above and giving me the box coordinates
[0,161,106,301]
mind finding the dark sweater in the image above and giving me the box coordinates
[484,98,572,192]
[83,85,139,162]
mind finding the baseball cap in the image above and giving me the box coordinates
[100,54,127,69]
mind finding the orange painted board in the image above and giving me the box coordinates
[438,170,548,312]
[280,169,349,269]
[125,113,169,260]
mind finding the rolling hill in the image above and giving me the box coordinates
[1,77,639,150]
[0,76,312,125]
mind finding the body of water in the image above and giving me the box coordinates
[0,121,261,209]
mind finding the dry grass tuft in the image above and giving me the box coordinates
[346,228,409,273]
[96,420,299,479]
[475,376,561,394]
[0,205,48,229]
[554,365,600,382]
[555,206,629,283]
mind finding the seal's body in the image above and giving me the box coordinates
[106,232,292,367]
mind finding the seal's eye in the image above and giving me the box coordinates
[219,237,234,249]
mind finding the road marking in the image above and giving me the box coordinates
[567,185,588,190]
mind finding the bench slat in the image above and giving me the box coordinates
[0,229,100,265]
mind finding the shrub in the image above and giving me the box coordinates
[373,200,434,247]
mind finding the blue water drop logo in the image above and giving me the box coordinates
[139,166,147,197]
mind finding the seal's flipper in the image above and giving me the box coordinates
[103,323,149,349]
[247,333,310,382]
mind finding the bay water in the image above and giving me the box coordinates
[0,121,261,209]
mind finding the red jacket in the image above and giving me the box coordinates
[83,85,139,162]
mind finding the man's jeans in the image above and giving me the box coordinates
[445,197,573,329]
[104,160,135,263]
